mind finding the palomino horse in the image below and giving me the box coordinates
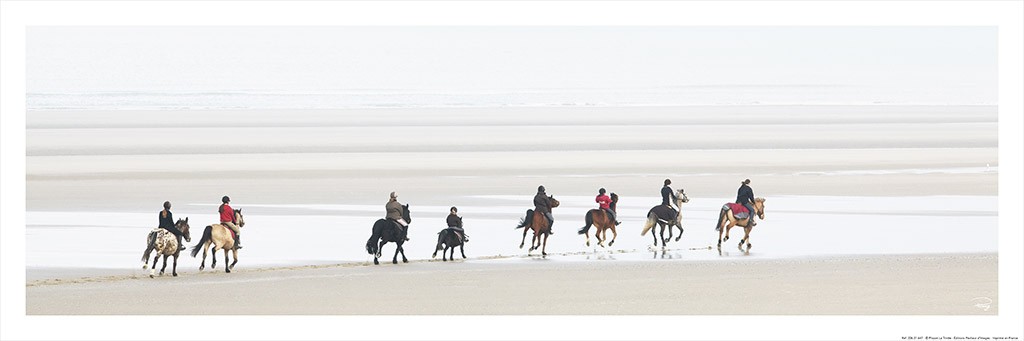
[141,218,191,277]
[715,198,766,251]
[190,209,245,273]
[515,196,560,256]
[432,227,468,262]
[641,189,690,248]
[578,193,619,247]
[365,204,412,265]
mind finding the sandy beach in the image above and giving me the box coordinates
[26,253,998,315]
[23,105,1000,315]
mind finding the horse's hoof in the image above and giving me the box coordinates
[403,259,408,263]
[443,258,447,262]
[393,260,398,264]
[225,269,231,273]
[373,259,379,265]
[173,273,178,277]
[586,242,590,247]
[723,237,729,242]
[149,274,154,278]
[747,244,752,250]
[609,241,615,246]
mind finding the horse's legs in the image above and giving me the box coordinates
[541,233,549,256]
[520,226,529,249]
[199,243,208,270]
[230,248,238,269]
[606,224,614,245]
[585,230,591,247]
[223,248,231,273]
[172,254,179,276]
[442,246,449,261]
[377,240,386,258]
[741,226,752,251]
[392,244,400,264]
[448,245,455,261]
[666,223,674,244]
[460,243,466,259]
[400,243,408,263]
[160,254,169,275]
[150,252,159,270]
[211,246,218,269]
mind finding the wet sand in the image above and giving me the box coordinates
[26,253,997,315]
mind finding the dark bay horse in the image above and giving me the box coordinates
[142,218,191,277]
[715,198,766,251]
[641,189,689,248]
[365,204,412,265]
[578,193,618,247]
[190,209,245,273]
[515,196,560,256]
[432,227,467,261]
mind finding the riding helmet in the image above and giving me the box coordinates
[222,196,230,203]
[664,179,672,186]
[599,188,606,194]
[538,185,545,193]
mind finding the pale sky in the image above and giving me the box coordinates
[27,26,997,97]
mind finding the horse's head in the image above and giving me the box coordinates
[548,195,560,208]
[753,198,766,220]
[675,189,690,205]
[176,217,191,242]
[402,204,412,224]
[234,209,245,228]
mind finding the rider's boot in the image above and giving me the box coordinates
[234,234,243,249]
[177,235,186,251]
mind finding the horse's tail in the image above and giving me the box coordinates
[366,220,383,255]
[641,208,657,236]
[142,230,158,267]
[190,226,212,258]
[715,206,727,232]
[578,210,594,235]
[434,229,448,255]
[515,209,534,229]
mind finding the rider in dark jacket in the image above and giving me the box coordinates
[447,206,467,242]
[736,179,757,226]
[533,185,555,234]
[661,179,678,206]
[158,201,186,251]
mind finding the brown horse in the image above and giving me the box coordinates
[515,196,560,256]
[578,193,618,247]
[141,218,191,277]
[641,189,689,247]
[190,209,245,273]
[715,198,766,251]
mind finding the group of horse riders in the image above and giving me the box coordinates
[157,195,243,251]
[385,191,467,243]
[512,178,756,232]
[154,179,756,250]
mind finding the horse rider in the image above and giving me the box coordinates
[534,185,555,234]
[446,206,467,242]
[736,179,757,227]
[219,196,242,249]
[386,191,410,241]
[661,178,679,207]
[158,201,186,251]
[596,188,621,225]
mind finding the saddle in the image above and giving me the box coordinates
[217,224,237,239]
[446,227,468,242]
[389,219,406,235]
[651,204,678,223]
[725,203,750,219]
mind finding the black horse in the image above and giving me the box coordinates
[365,204,412,265]
[432,227,468,262]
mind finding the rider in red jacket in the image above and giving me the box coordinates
[596,188,621,225]
[219,196,242,249]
